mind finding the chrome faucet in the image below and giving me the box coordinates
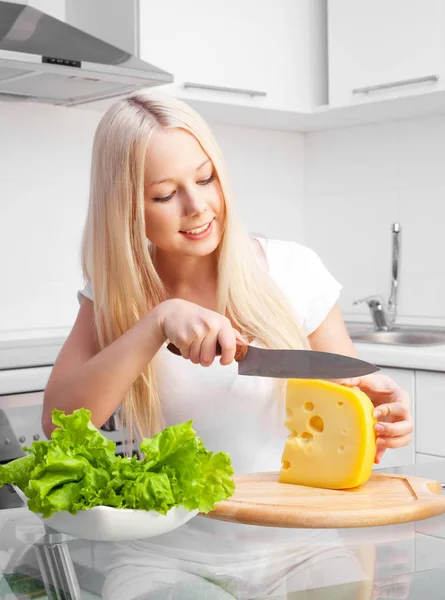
[353,222,401,331]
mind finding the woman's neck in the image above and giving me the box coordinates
[153,248,219,310]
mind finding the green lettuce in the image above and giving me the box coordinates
[0,408,235,518]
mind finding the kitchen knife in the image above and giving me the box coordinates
[167,343,379,379]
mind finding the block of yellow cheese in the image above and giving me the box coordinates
[279,379,376,489]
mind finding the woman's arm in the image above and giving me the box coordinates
[308,302,413,463]
[42,298,166,437]
[43,297,243,437]
[308,302,358,358]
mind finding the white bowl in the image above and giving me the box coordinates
[39,505,199,542]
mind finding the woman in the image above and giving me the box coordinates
[41,90,413,598]
[42,89,412,467]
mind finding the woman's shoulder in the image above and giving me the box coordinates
[77,280,93,303]
[254,236,324,276]
[253,236,342,335]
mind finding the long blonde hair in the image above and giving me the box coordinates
[81,90,309,442]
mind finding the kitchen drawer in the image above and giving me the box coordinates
[415,533,445,572]
[416,453,445,464]
[415,371,445,457]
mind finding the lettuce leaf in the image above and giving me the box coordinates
[0,408,235,518]
[0,454,35,489]
[139,420,196,468]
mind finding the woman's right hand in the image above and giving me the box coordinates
[154,299,245,367]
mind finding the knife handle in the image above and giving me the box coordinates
[167,342,248,362]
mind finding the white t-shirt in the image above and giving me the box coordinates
[78,240,361,594]
[78,238,342,475]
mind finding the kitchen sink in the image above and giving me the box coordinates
[347,325,445,346]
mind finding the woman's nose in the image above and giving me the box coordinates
[182,189,207,217]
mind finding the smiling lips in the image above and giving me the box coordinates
[180,219,214,240]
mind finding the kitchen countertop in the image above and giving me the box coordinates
[354,340,445,372]
[346,322,445,372]
[0,329,68,370]
[1,323,445,374]
[1,462,445,599]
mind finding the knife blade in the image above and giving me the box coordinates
[166,343,379,379]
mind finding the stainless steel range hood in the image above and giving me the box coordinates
[0,1,173,106]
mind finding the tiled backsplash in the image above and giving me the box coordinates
[0,101,304,334]
[304,115,445,327]
[1,97,443,334]
[0,102,101,333]
[212,123,305,244]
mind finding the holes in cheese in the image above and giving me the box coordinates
[299,432,313,444]
[309,415,324,433]
[280,379,377,490]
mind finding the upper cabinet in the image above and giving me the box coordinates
[327,0,445,107]
[138,0,328,111]
[26,0,66,20]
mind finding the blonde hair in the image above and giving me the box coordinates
[82,90,309,442]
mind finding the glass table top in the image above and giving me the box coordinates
[1,462,445,599]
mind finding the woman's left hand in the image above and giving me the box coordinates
[339,373,413,464]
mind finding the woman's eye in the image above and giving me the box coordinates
[151,174,214,200]
[198,174,215,186]
[153,192,175,202]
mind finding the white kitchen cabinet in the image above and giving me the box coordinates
[25,0,65,20]
[328,0,445,107]
[373,367,416,469]
[416,453,445,464]
[415,371,445,457]
[138,0,327,111]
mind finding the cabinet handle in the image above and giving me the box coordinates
[183,82,267,97]
[352,74,439,95]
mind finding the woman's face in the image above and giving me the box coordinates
[144,128,224,257]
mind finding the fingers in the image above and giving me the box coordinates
[374,447,386,464]
[234,329,249,345]
[377,434,412,450]
[339,377,361,387]
[189,331,206,365]
[218,327,238,366]
[341,374,411,408]
[375,419,413,438]
[161,300,249,367]
[181,321,239,367]
[374,402,413,450]
[374,402,411,421]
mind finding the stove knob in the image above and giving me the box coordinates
[19,436,26,443]
[33,434,40,441]
[4,437,11,445]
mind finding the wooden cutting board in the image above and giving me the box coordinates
[205,472,445,529]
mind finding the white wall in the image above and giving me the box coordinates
[211,123,305,242]
[0,101,305,336]
[304,115,445,327]
[0,101,101,335]
[5,97,442,334]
